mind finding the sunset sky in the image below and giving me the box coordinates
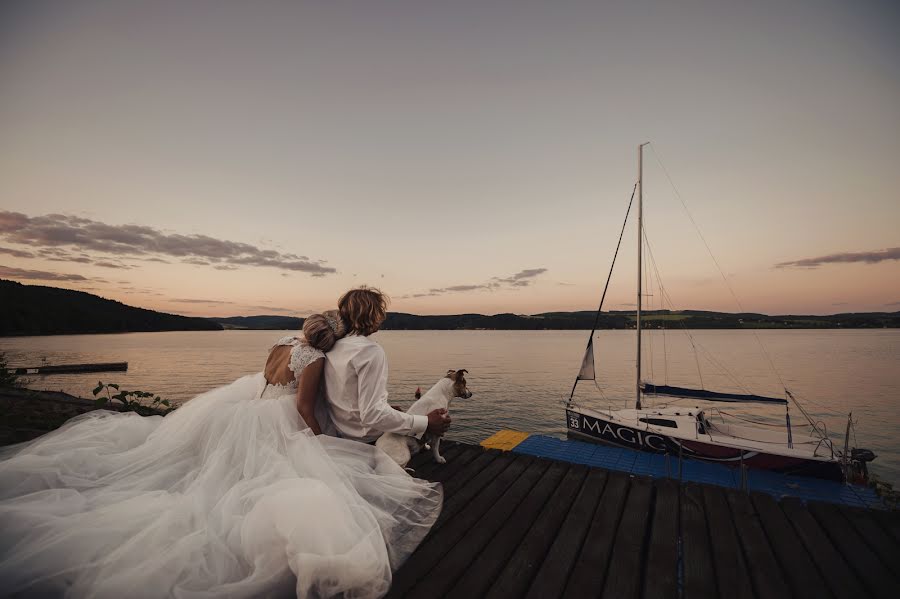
[1,0,898,317]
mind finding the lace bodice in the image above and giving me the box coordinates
[259,336,325,400]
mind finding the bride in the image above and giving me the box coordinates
[0,311,442,598]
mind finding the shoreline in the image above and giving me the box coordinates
[0,387,168,446]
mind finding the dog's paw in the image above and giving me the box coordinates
[423,443,431,451]
[434,455,447,464]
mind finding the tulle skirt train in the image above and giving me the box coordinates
[0,374,442,598]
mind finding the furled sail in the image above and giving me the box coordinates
[640,383,787,404]
[577,337,595,380]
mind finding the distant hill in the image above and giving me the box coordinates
[208,309,900,331]
[3,280,896,336]
[212,315,303,330]
[0,280,223,336]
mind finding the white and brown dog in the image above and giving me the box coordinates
[376,369,473,468]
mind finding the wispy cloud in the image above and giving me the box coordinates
[0,247,35,259]
[491,268,549,287]
[241,305,299,314]
[0,211,337,276]
[776,247,900,268]
[886,301,900,306]
[171,298,236,305]
[0,265,88,281]
[401,268,548,298]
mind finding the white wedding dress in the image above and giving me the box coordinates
[0,336,442,598]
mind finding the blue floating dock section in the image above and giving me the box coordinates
[510,434,885,509]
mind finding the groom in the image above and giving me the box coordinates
[323,287,451,443]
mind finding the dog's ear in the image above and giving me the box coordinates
[457,369,468,376]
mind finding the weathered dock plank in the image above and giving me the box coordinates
[642,478,679,599]
[484,464,588,599]
[387,453,529,597]
[561,470,630,598]
[600,476,653,599]
[447,460,568,598]
[523,468,607,599]
[424,458,552,598]
[724,489,791,599]
[781,497,867,599]
[807,501,898,599]
[839,505,900,579]
[388,442,900,599]
[703,485,754,599]
[681,484,716,599]
[750,492,830,599]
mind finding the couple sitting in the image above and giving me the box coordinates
[262,286,451,445]
[0,289,446,598]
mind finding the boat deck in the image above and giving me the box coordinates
[506,432,884,509]
[389,439,900,599]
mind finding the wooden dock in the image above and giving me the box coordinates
[390,440,900,599]
[6,361,128,375]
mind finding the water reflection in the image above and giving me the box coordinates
[2,329,898,481]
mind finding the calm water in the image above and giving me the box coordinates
[2,329,898,481]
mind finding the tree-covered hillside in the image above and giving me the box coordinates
[0,280,223,336]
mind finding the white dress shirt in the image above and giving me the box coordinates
[323,334,428,443]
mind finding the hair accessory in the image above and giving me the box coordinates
[325,314,341,334]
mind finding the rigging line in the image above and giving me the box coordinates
[642,225,751,394]
[592,378,609,401]
[643,228,655,383]
[589,181,639,333]
[642,229,747,392]
[567,181,638,404]
[642,222,764,398]
[647,143,788,391]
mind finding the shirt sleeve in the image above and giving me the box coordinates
[354,343,429,437]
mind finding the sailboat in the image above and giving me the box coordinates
[564,143,876,483]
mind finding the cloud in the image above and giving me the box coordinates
[492,268,549,287]
[0,247,35,259]
[171,298,236,305]
[401,267,548,298]
[241,305,298,314]
[0,211,337,276]
[776,247,900,269]
[94,261,132,269]
[0,265,88,281]
[832,302,849,306]
[886,301,900,306]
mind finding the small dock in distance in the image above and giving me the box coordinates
[390,439,900,599]
[6,362,128,375]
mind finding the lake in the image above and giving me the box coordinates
[2,329,898,482]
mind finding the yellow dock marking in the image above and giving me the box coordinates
[481,429,530,451]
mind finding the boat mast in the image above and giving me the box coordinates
[636,142,648,410]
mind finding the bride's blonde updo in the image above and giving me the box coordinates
[302,309,347,352]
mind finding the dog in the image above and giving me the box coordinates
[376,369,473,468]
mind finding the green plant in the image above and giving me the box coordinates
[0,352,25,388]
[92,382,173,414]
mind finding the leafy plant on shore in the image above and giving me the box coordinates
[92,382,174,414]
[0,352,26,388]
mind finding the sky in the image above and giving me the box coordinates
[1,0,898,317]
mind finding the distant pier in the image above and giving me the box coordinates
[6,361,128,375]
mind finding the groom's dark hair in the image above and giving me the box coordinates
[338,287,389,336]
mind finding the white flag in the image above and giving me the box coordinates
[577,337,595,380]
